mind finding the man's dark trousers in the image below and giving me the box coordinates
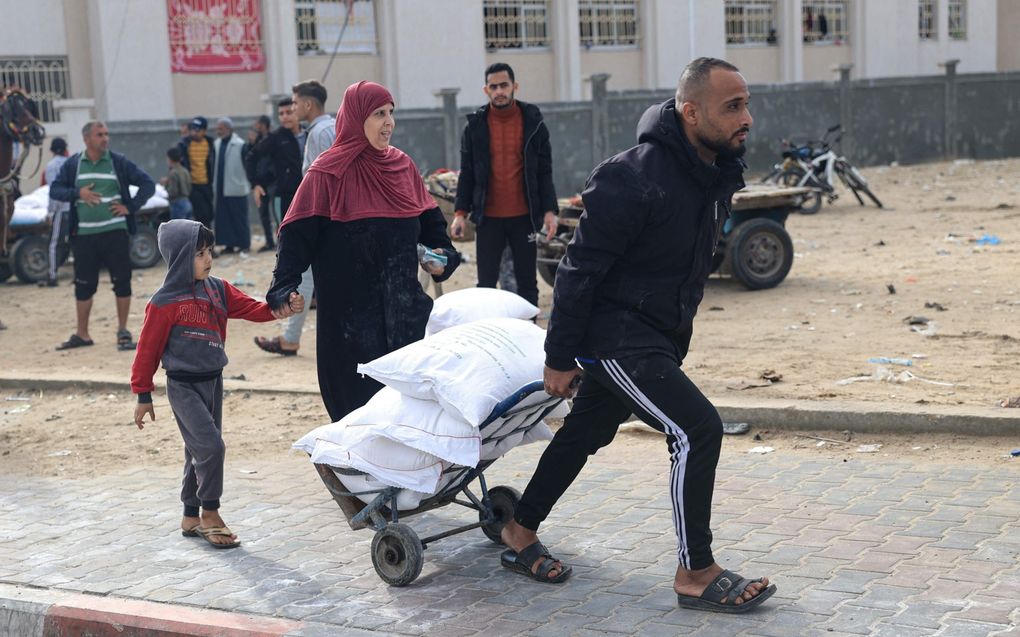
[475,215,538,306]
[514,353,724,570]
[190,183,214,229]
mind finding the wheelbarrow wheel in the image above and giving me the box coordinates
[725,218,793,290]
[481,485,522,544]
[371,523,423,586]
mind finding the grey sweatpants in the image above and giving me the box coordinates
[167,376,225,514]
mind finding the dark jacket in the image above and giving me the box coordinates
[544,99,746,371]
[176,134,216,184]
[453,100,557,230]
[242,134,275,188]
[244,126,302,198]
[49,151,156,236]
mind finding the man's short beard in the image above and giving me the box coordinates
[699,132,747,160]
[492,93,515,109]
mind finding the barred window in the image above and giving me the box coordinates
[484,0,550,50]
[295,0,377,55]
[803,1,848,44]
[725,0,777,46]
[948,0,967,40]
[918,0,937,40]
[0,57,70,122]
[579,0,639,48]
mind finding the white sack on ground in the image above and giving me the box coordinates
[293,387,480,467]
[357,318,547,426]
[426,287,539,337]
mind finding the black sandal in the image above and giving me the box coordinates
[254,336,298,356]
[56,334,94,350]
[675,569,776,614]
[500,541,572,583]
[117,329,136,351]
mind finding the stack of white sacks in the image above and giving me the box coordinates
[294,288,568,511]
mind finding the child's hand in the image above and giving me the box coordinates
[288,292,305,313]
[134,403,155,430]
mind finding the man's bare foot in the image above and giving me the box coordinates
[254,335,298,355]
[500,519,564,580]
[674,563,771,606]
[199,510,237,546]
[181,515,200,533]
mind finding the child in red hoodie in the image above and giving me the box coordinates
[131,219,303,548]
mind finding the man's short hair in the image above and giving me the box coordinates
[676,57,740,105]
[485,62,515,83]
[256,114,272,128]
[166,146,182,162]
[81,120,106,137]
[277,97,294,109]
[292,79,328,107]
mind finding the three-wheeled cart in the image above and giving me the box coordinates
[538,184,812,291]
[313,381,563,586]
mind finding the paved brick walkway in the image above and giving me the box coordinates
[2,434,1018,636]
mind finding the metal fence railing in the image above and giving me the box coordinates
[0,56,71,122]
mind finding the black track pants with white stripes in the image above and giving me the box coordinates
[515,354,723,570]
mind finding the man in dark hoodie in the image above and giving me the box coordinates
[499,58,775,613]
[131,219,303,548]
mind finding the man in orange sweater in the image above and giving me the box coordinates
[451,63,558,307]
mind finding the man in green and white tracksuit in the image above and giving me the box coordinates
[49,120,155,351]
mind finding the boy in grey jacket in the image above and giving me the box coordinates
[131,219,303,548]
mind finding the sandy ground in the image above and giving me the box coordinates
[2,158,1019,476]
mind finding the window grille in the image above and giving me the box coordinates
[0,56,70,123]
[725,0,777,46]
[802,1,848,44]
[295,0,377,55]
[918,0,937,40]
[579,0,639,48]
[948,0,967,40]
[484,0,550,50]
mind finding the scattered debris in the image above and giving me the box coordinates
[748,446,774,455]
[727,378,773,391]
[837,366,953,387]
[903,316,931,326]
[239,469,258,474]
[722,422,749,435]
[708,306,725,311]
[796,434,849,446]
[868,357,913,366]
[874,240,886,247]
[1011,449,1020,457]
[856,444,883,453]
[760,369,783,383]
[228,374,247,381]
[887,283,897,295]
[924,302,948,311]
[972,234,1001,246]
[1000,396,1020,408]
[46,450,72,457]
[4,396,30,401]
[7,405,30,414]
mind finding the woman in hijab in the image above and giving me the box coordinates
[266,81,460,421]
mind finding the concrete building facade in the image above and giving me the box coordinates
[0,0,1008,138]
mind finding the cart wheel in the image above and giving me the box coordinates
[371,523,423,586]
[11,235,49,283]
[725,218,793,290]
[481,485,522,544]
[537,261,558,287]
[130,225,161,269]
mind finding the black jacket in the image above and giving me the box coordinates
[49,151,156,236]
[244,126,302,197]
[177,134,216,185]
[545,99,746,370]
[453,100,557,230]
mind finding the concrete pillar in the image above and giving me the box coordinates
[377,0,400,98]
[779,0,804,83]
[836,64,853,159]
[590,73,611,166]
[940,59,959,159]
[52,99,96,155]
[87,0,174,121]
[435,88,460,170]
[261,0,300,98]
[552,0,581,101]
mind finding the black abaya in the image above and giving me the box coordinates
[267,208,460,421]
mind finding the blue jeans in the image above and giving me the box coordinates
[170,198,193,220]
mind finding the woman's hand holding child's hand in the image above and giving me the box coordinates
[272,292,305,319]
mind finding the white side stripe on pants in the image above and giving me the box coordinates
[601,359,694,568]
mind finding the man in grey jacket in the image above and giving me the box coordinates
[212,117,251,253]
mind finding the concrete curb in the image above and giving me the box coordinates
[3,374,1018,436]
[0,583,381,637]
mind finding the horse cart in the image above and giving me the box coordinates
[538,184,810,291]
[2,185,169,284]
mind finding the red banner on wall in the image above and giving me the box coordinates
[167,0,265,73]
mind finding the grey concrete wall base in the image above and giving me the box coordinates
[0,593,49,637]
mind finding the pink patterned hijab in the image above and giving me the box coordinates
[280,81,435,228]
